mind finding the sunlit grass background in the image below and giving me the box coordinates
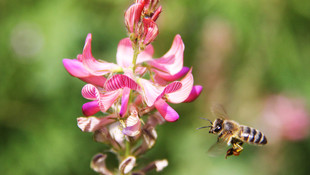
[1,0,310,174]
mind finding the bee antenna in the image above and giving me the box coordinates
[196,126,212,130]
[199,117,213,125]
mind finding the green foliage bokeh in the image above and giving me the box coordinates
[1,0,310,174]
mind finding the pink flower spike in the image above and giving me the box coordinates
[120,87,131,117]
[148,35,184,75]
[77,115,116,132]
[82,84,99,100]
[154,99,179,122]
[116,38,154,68]
[152,6,162,21]
[124,2,144,33]
[122,111,141,136]
[142,18,159,46]
[81,33,121,76]
[183,85,203,103]
[166,69,193,103]
[153,67,190,82]
[82,101,100,116]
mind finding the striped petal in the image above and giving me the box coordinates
[81,84,99,100]
[98,90,122,112]
[120,87,131,117]
[163,81,182,94]
[138,78,164,106]
[153,67,190,82]
[148,35,184,75]
[82,101,100,116]
[116,38,154,68]
[154,99,179,122]
[104,74,139,91]
[81,33,121,76]
[77,115,116,132]
[183,85,203,103]
[166,69,193,103]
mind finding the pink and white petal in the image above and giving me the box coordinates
[166,69,193,104]
[105,74,139,91]
[163,81,182,94]
[154,99,179,122]
[148,35,184,75]
[138,78,164,106]
[116,38,154,68]
[153,67,190,82]
[116,38,133,68]
[134,66,147,76]
[77,115,116,132]
[183,85,203,103]
[82,33,121,75]
[63,59,91,77]
[82,84,100,100]
[79,76,106,87]
[120,87,131,117]
[82,101,100,116]
[122,113,141,137]
[136,44,154,64]
[98,90,122,112]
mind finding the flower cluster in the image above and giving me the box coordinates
[63,0,202,174]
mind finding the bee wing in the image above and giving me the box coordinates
[207,139,228,157]
[211,104,229,119]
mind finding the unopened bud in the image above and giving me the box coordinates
[142,125,157,148]
[119,156,136,174]
[125,2,144,34]
[90,153,113,175]
[141,18,158,46]
[154,159,168,172]
[151,6,162,21]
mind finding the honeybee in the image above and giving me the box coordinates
[198,105,267,158]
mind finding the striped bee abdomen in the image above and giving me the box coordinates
[239,126,267,145]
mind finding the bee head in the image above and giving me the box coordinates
[209,118,224,134]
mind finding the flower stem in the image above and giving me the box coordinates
[132,42,140,72]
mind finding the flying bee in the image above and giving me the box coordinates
[197,105,267,159]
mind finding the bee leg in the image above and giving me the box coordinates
[225,148,235,159]
[232,142,243,156]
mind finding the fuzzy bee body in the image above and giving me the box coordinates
[198,105,268,158]
[238,125,267,145]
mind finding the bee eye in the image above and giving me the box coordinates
[214,125,222,132]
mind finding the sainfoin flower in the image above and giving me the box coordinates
[63,33,202,122]
[63,1,202,174]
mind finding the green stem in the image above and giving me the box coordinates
[132,42,139,73]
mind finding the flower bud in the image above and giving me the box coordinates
[90,153,113,175]
[125,2,144,34]
[109,122,125,147]
[141,18,158,46]
[142,125,157,148]
[154,159,168,172]
[119,156,136,174]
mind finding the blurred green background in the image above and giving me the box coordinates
[1,0,310,174]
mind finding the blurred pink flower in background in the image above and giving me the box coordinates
[262,95,309,142]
